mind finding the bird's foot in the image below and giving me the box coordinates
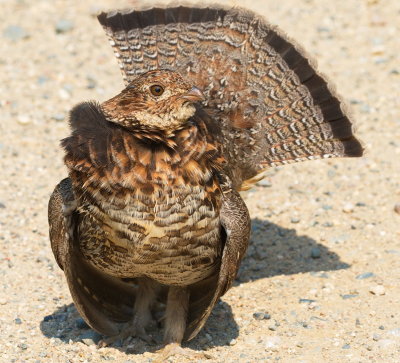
[153,343,213,363]
[98,325,154,347]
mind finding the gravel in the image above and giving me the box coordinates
[1,0,399,362]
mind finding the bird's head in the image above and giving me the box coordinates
[101,69,204,133]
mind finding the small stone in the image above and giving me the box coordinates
[299,298,316,304]
[329,234,349,244]
[229,338,237,346]
[379,325,385,330]
[0,202,5,209]
[18,343,28,350]
[322,222,333,228]
[356,272,375,280]
[86,75,97,89]
[0,298,7,305]
[369,285,385,295]
[257,179,272,187]
[75,317,89,329]
[253,312,270,320]
[268,324,277,331]
[37,75,48,85]
[17,114,31,125]
[291,217,300,224]
[51,113,65,122]
[342,344,350,349]
[55,19,74,34]
[372,333,380,341]
[342,203,354,213]
[58,88,70,100]
[356,202,366,207]
[14,318,22,324]
[3,25,29,41]
[310,247,321,259]
[79,330,102,345]
[341,294,358,300]
[394,204,400,215]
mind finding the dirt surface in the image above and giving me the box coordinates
[1,0,399,362]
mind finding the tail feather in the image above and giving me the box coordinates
[98,5,363,191]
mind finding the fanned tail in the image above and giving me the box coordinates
[98,5,363,189]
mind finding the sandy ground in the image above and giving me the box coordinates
[1,0,399,362]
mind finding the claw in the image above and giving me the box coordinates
[98,325,154,347]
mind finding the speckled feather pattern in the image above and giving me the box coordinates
[99,6,363,190]
[62,102,225,286]
[48,4,363,345]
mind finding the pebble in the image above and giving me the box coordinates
[79,330,102,345]
[55,19,74,34]
[51,113,65,122]
[0,298,7,305]
[291,217,300,224]
[372,333,380,341]
[86,75,97,89]
[18,343,28,350]
[17,114,31,125]
[299,298,316,304]
[58,88,71,100]
[0,202,5,209]
[3,25,29,41]
[342,203,354,213]
[310,247,321,259]
[342,344,350,349]
[329,234,349,244]
[257,179,272,187]
[14,317,22,324]
[356,272,375,279]
[394,203,400,215]
[369,285,386,295]
[341,294,358,300]
[229,338,237,346]
[253,312,271,320]
[309,271,329,278]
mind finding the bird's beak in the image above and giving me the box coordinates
[180,87,205,102]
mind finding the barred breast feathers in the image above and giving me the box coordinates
[61,101,225,205]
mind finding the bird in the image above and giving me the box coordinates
[48,5,363,360]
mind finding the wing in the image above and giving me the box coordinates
[98,6,363,190]
[48,178,136,335]
[185,188,250,340]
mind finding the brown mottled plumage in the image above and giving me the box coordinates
[48,4,363,359]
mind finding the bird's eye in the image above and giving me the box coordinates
[150,85,164,97]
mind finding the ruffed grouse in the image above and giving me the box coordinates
[48,5,363,359]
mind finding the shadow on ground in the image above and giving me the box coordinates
[237,218,349,283]
[40,217,349,354]
[40,300,238,355]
